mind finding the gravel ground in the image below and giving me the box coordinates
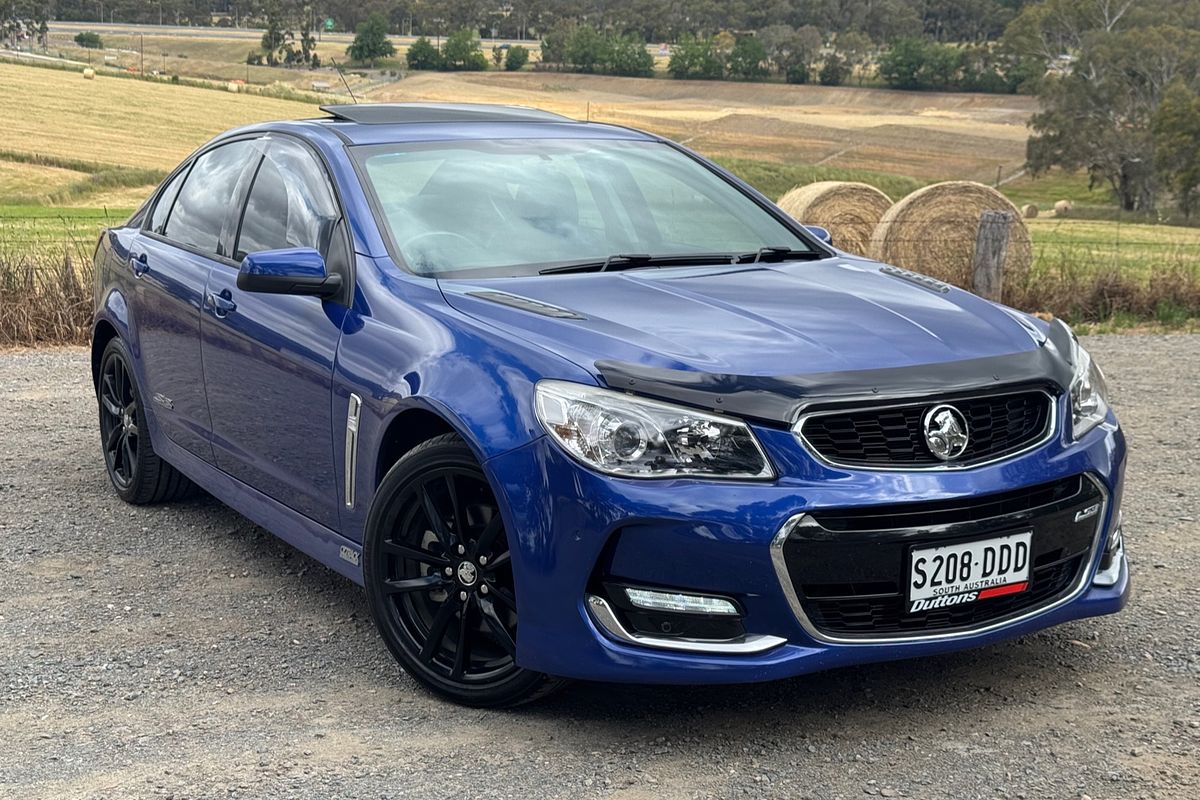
[0,335,1197,800]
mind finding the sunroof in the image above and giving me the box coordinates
[319,103,574,125]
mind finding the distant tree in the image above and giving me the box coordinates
[1153,80,1200,219]
[878,37,932,90]
[74,31,103,49]
[780,25,822,83]
[406,36,441,70]
[819,53,850,86]
[347,12,395,65]
[837,31,873,85]
[1027,25,1200,211]
[504,44,530,71]
[726,36,768,81]
[563,25,605,73]
[540,23,569,66]
[491,45,504,68]
[260,3,290,66]
[668,34,724,80]
[603,35,653,77]
[442,29,487,70]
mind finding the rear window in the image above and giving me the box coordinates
[164,140,257,256]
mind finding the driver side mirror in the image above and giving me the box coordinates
[237,248,342,298]
[804,225,833,246]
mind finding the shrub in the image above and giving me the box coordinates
[727,37,768,81]
[818,53,850,86]
[505,45,530,72]
[785,63,810,84]
[406,36,441,70]
[74,31,102,49]
[442,29,488,71]
[603,35,653,77]
[564,25,605,73]
[668,34,724,80]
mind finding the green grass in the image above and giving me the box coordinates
[1000,169,1112,209]
[0,205,135,257]
[1027,218,1200,281]
[716,157,926,203]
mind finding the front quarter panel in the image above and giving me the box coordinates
[332,255,594,543]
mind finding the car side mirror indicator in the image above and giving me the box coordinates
[804,225,833,246]
[237,247,342,298]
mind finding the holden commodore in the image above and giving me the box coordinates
[91,103,1129,707]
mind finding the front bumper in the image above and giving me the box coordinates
[485,414,1129,684]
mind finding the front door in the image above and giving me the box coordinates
[200,137,348,530]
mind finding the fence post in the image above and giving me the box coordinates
[972,210,1011,302]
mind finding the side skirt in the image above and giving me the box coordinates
[155,434,366,586]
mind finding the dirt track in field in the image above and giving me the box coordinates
[0,337,1197,800]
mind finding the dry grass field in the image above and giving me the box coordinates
[1,56,1198,334]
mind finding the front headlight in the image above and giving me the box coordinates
[1070,337,1110,439]
[534,380,774,479]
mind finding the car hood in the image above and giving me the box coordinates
[440,257,1043,382]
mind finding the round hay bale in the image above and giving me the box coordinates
[1054,199,1073,217]
[867,181,1033,290]
[1021,203,1038,219]
[226,81,240,93]
[82,68,95,80]
[777,181,892,257]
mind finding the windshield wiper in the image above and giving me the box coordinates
[735,246,825,264]
[538,252,739,275]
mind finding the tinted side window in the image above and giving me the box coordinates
[148,166,189,235]
[164,140,257,256]
[236,139,339,260]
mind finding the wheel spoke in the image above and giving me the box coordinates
[100,377,122,418]
[383,574,446,594]
[487,584,517,612]
[478,596,516,657]
[420,485,454,551]
[450,595,473,681]
[474,514,504,557]
[104,423,121,452]
[382,540,450,567]
[483,550,511,573]
[444,474,467,538]
[419,595,460,662]
[122,435,136,474]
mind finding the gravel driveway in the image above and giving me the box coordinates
[1,336,1197,800]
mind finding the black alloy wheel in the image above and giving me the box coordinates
[364,434,560,707]
[97,337,194,504]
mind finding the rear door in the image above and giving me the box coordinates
[130,139,260,461]
[200,136,349,530]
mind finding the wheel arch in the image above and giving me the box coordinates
[373,404,460,488]
[91,318,120,392]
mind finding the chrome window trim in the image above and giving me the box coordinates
[585,595,787,655]
[792,387,1059,473]
[768,473,1110,645]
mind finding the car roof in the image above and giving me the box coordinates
[285,102,659,147]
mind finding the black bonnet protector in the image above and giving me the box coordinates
[596,320,1077,427]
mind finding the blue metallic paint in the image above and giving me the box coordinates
[92,114,1130,686]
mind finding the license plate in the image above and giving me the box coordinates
[907,532,1032,613]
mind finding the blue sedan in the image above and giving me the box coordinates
[91,103,1129,706]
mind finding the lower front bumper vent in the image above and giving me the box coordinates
[771,474,1108,642]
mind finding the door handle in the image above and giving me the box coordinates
[207,289,237,318]
[131,251,149,277]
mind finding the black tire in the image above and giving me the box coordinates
[97,337,195,505]
[363,433,563,707]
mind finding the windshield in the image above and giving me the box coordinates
[354,138,817,278]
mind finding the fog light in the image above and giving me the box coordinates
[624,587,739,616]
